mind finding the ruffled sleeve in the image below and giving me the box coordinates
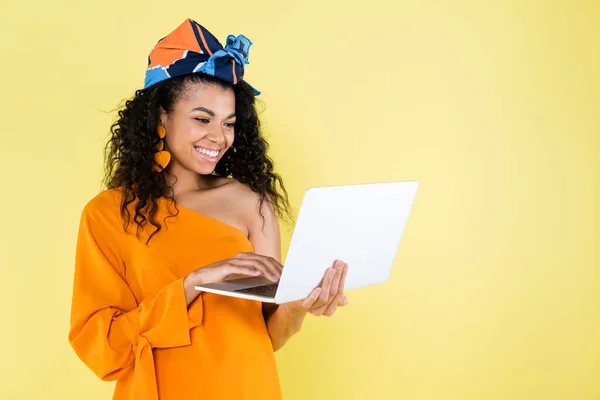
[68,197,203,399]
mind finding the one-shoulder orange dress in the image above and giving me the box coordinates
[68,189,281,399]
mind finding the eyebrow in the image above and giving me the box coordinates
[191,107,236,119]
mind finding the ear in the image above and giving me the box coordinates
[158,107,168,126]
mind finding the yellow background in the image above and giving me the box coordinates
[1,0,598,399]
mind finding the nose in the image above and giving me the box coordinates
[206,124,227,146]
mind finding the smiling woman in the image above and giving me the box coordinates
[162,84,237,173]
[103,70,290,241]
[68,18,349,400]
[185,104,235,164]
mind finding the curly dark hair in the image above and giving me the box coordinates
[103,73,292,243]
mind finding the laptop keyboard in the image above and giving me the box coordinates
[236,284,279,297]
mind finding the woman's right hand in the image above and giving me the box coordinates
[183,252,283,305]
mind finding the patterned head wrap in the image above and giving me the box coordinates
[144,18,260,95]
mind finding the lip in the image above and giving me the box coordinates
[193,146,220,163]
[194,145,223,152]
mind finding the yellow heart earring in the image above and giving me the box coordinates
[154,125,171,172]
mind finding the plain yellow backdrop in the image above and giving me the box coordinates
[1,0,598,399]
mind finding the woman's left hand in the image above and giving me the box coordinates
[285,260,349,316]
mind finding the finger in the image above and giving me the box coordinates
[261,255,283,279]
[326,265,342,301]
[339,262,348,293]
[246,258,280,282]
[323,293,342,316]
[328,261,344,297]
[223,273,248,281]
[309,303,328,316]
[245,254,282,281]
[302,287,322,309]
[229,259,277,281]
[338,295,348,306]
[221,264,262,280]
[318,268,337,303]
[309,297,336,316]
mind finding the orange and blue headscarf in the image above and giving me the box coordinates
[144,18,260,95]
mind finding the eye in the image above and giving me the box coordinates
[224,122,236,128]
[195,117,210,124]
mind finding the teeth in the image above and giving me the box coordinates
[195,147,220,158]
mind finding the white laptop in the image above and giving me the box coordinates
[194,180,419,304]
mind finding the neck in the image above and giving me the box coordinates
[165,162,216,197]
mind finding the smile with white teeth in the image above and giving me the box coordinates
[194,146,220,158]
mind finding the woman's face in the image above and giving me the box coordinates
[161,82,236,175]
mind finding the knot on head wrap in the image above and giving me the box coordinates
[144,18,260,95]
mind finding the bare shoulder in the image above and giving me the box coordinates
[220,178,278,230]
[220,178,281,259]
[222,178,276,215]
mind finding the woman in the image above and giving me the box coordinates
[68,18,348,400]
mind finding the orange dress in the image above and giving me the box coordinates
[68,189,281,399]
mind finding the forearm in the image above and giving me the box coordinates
[266,304,307,351]
[183,274,202,306]
[69,278,203,380]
